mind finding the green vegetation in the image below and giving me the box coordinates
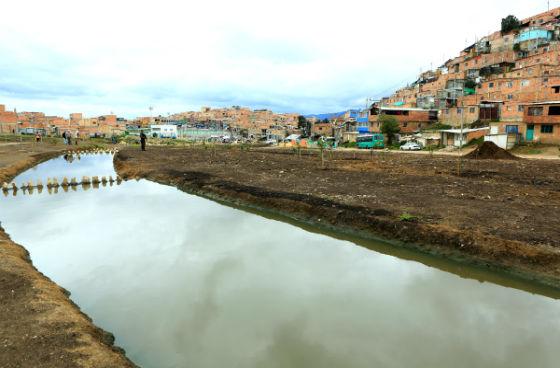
[297,115,311,137]
[469,120,487,129]
[341,141,357,148]
[425,123,452,131]
[380,115,400,145]
[399,213,418,222]
[501,15,521,34]
[466,137,484,147]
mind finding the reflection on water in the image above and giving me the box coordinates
[1,155,560,368]
[13,153,116,186]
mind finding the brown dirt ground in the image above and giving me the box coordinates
[465,141,518,160]
[0,142,135,368]
[115,145,560,288]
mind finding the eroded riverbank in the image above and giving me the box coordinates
[114,146,560,290]
[0,143,135,367]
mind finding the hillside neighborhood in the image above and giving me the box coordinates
[3,8,560,152]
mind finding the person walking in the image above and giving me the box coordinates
[66,131,72,146]
[62,131,67,145]
[140,130,147,151]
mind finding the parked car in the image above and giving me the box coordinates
[400,142,422,151]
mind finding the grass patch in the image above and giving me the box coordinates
[399,213,418,222]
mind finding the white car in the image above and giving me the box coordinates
[400,142,422,151]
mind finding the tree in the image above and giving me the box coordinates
[379,115,400,145]
[297,115,311,137]
[501,15,521,34]
[322,118,330,124]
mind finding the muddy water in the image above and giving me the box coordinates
[1,154,560,368]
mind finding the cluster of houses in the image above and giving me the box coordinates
[353,7,560,148]
[3,8,560,149]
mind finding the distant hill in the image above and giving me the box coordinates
[305,110,360,121]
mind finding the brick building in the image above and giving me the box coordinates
[0,104,18,134]
[380,7,560,144]
[370,107,438,134]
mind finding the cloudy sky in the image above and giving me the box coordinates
[0,0,556,118]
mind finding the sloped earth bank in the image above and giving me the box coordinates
[0,144,135,368]
[115,146,560,289]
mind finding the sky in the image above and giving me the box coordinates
[0,0,557,118]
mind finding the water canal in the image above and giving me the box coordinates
[1,153,560,368]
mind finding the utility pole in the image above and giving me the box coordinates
[458,100,465,176]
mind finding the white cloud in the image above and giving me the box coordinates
[0,0,556,117]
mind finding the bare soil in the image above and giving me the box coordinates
[0,142,135,368]
[465,141,518,160]
[115,146,560,288]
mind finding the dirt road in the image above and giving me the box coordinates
[0,142,135,368]
[115,146,560,289]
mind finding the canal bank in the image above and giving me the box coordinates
[3,149,560,368]
[114,146,560,290]
[0,142,135,368]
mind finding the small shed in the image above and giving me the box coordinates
[440,127,489,147]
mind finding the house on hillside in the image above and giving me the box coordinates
[521,101,560,143]
[369,106,439,135]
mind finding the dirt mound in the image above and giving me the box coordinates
[466,141,518,160]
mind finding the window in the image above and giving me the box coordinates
[488,82,494,88]
[457,108,462,114]
[544,78,549,83]
[528,107,544,116]
[507,81,514,88]
[506,125,519,134]
[548,106,560,115]
[521,80,530,87]
[553,86,560,93]
[444,109,449,115]
[541,125,554,133]
[403,122,408,127]
[518,105,524,112]
[469,107,476,113]
[507,94,514,100]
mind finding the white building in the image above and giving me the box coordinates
[150,125,178,139]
